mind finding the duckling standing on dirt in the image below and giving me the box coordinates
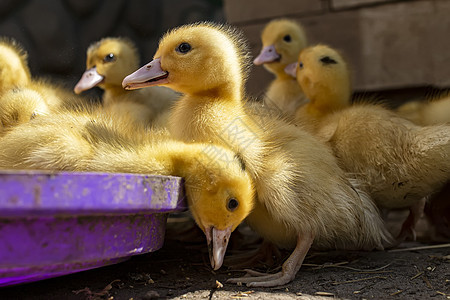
[122,22,393,287]
[253,19,309,116]
[289,44,450,242]
[74,37,178,127]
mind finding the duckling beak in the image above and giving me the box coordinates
[284,63,297,78]
[205,226,232,270]
[74,67,104,94]
[122,58,169,90]
[254,45,280,65]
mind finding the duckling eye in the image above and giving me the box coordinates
[103,53,115,62]
[320,56,337,65]
[176,42,191,54]
[283,35,291,42]
[299,62,304,69]
[227,198,239,212]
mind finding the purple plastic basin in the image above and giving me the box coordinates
[0,170,186,287]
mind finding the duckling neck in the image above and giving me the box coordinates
[306,85,351,118]
[102,85,130,105]
[159,142,212,178]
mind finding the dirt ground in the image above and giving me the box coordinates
[0,215,449,300]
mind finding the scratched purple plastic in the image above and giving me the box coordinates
[0,170,187,286]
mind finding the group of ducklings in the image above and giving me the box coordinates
[0,19,449,288]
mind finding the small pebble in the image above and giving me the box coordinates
[142,291,160,300]
[160,269,167,275]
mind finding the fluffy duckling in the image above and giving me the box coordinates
[286,45,351,132]
[253,19,308,116]
[0,111,255,262]
[74,37,178,126]
[290,44,450,241]
[0,88,50,136]
[122,22,393,287]
[0,38,30,94]
[0,39,44,132]
[0,37,86,125]
[396,92,450,126]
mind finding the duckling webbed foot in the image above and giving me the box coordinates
[227,232,313,287]
[397,198,426,242]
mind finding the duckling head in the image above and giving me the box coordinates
[123,22,250,99]
[183,147,254,270]
[288,45,351,109]
[254,19,307,77]
[0,38,31,94]
[74,37,139,94]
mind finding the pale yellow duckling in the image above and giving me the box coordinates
[0,110,255,265]
[0,37,86,129]
[396,92,450,126]
[74,37,178,127]
[0,39,46,132]
[0,38,30,94]
[290,44,450,241]
[122,22,393,287]
[0,88,50,136]
[253,19,308,116]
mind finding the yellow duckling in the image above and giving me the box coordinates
[0,39,45,132]
[396,92,450,240]
[0,37,86,131]
[396,92,450,126]
[290,44,450,241]
[0,88,50,136]
[122,22,393,287]
[0,37,30,94]
[0,110,255,267]
[74,37,178,126]
[253,19,308,116]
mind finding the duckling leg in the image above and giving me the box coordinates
[397,198,426,242]
[224,239,282,269]
[227,232,314,287]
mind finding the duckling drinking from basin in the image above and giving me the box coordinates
[0,109,256,256]
[122,22,393,287]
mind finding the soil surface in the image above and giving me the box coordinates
[1,218,449,300]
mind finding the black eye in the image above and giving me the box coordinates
[283,35,291,42]
[320,56,337,65]
[103,53,115,62]
[176,42,191,54]
[299,62,303,69]
[227,198,239,212]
